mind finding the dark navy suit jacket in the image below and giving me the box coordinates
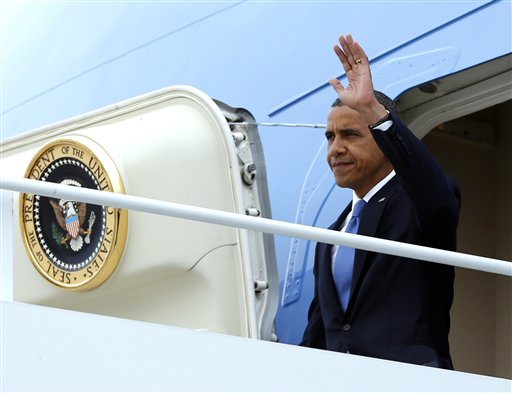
[300,112,461,369]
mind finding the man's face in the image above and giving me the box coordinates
[326,105,392,198]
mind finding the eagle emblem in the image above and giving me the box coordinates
[48,178,96,252]
[20,138,127,290]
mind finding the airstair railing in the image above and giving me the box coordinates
[1,176,511,277]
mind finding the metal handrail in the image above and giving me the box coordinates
[1,176,511,277]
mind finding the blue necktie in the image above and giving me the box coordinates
[333,199,366,311]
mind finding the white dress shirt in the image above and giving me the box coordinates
[331,170,396,268]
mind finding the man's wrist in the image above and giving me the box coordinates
[358,102,388,126]
[369,110,391,129]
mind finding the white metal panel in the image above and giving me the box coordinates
[0,86,259,337]
[2,301,510,392]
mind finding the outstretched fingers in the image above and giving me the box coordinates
[333,44,351,74]
[339,34,357,67]
[349,39,369,68]
[328,77,345,96]
[335,34,368,69]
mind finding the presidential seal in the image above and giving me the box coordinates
[20,137,128,290]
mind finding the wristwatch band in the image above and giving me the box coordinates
[369,110,391,129]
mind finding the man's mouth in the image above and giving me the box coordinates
[331,161,353,170]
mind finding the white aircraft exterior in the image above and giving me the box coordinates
[1,1,511,390]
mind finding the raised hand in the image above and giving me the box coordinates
[328,34,387,125]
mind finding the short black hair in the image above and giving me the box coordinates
[331,90,399,115]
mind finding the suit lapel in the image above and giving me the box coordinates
[349,177,399,304]
[322,177,398,318]
[328,202,352,232]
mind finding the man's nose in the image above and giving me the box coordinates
[329,137,347,155]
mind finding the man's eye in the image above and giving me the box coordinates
[345,131,362,139]
[325,133,334,141]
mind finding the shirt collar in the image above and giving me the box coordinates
[352,170,396,206]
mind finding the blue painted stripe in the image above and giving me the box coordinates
[268,0,502,117]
